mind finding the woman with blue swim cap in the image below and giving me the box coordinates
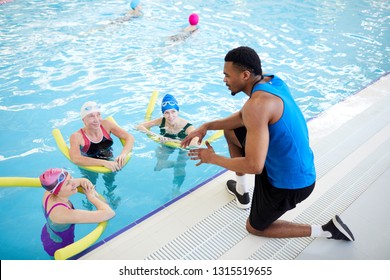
[136,94,199,146]
[81,0,143,35]
[124,0,143,19]
[109,0,143,24]
[136,94,199,190]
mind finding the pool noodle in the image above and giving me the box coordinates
[0,177,108,260]
[0,177,41,187]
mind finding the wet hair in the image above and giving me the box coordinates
[224,46,262,76]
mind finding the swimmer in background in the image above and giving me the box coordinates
[40,168,115,258]
[169,13,199,42]
[80,0,142,35]
[113,0,143,24]
[69,101,134,172]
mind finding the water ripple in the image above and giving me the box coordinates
[0,0,389,260]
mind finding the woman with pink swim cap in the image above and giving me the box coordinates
[169,13,200,42]
[39,168,115,258]
[186,13,199,31]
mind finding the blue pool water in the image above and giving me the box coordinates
[0,0,389,259]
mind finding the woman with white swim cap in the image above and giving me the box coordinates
[69,101,134,172]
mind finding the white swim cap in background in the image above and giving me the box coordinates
[80,101,101,119]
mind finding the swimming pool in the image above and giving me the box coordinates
[0,0,389,260]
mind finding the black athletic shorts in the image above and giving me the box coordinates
[234,126,247,156]
[233,126,315,231]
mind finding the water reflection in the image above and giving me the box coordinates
[79,169,121,210]
[154,145,189,197]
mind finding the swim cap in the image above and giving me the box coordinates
[80,101,101,119]
[40,168,68,195]
[130,0,140,10]
[189,13,199,26]
[161,94,179,113]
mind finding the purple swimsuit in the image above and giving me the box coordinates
[41,194,75,257]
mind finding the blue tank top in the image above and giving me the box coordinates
[251,75,316,189]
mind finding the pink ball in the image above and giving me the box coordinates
[189,13,199,26]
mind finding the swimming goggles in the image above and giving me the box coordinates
[84,104,101,111]
[161,101,177,106]
[51,171,67,194]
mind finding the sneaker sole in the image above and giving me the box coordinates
[225,184,251,210]
[333,215,355,241]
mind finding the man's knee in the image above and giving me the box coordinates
[246,219,254,233]
[246,218,260,234]
[246,218,270,235]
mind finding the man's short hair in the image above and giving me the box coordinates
[224,46,262,76]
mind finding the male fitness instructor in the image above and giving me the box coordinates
[181,46,354,242]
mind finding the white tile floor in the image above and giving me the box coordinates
[297,162,390,260]
[81,73,390,260]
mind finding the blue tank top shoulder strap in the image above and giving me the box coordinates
[251,74,287,98]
